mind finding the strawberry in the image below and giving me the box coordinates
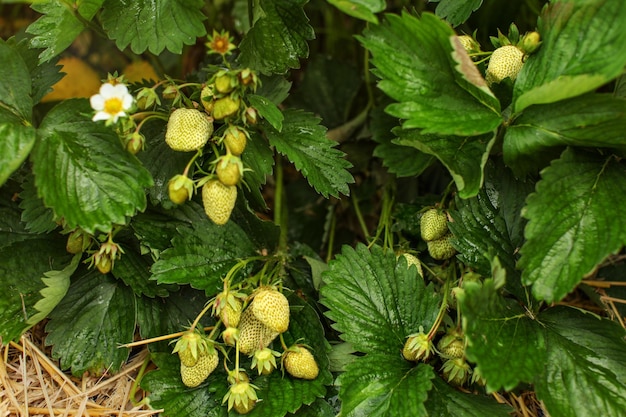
[402,330,434,362]
[457,35,481,54]
[66,229,88,254]
[165,108,214,152]
[485,44,525,86]
[251,287,290,334]
[172,330,210,367]
[436,329,465,360]
[237,307,279,355]
[251,347,281,375]
[519,31,541,55]
[213,289,245,327]
[201,179,237,225]
[427,233,456,260]
[180,346,219,387]
[200,85,214,112]
[221,326,239,346]
[212,95,240,120]
[222,125,248,156]
[167,174,194,205]
[282,345,319,380]
[216,154,243,186]
[441,357,471,386]
[420,208,448,242]
[214,73,235,94]
[223,380,258,414]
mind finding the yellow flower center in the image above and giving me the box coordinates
[104,97,123,115]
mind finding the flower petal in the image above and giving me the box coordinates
[90,94,105,111]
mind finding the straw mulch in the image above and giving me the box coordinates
[0,332,161,417]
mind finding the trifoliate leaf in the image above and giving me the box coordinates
[247,94,283,131]
[32,99,154,235]
[514,0,626,112]
[321,244,441,355]
[338,356,433,417]
[424,376,512,416]
[150,207,257,293]
[458,275,546,393]
[45,271,136,376]
[264,109,354,198]
[27,0,103,63]
[394,128,496,198]
[0,237,70,342]
[327,0,385,24]
[100,0,206,55]
[535,306,626,417]
[19,175,57,233]
[27,254,81,326]
[238,0,314,74]
[433,0,483,27]
[519,148,626,303]
[504,94,626,176]
[448,161,533,298]
[358,12,501,136]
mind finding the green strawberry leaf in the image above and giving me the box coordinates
[327,0,385,24]
[0,38,32,121]
[432,0,483,27]
[27,254,81,326]
[321,244,441,355]
[519,148,626,303]
[27,0,103,63]
[448,161,533,297]
[514,0,626,112]
[371,104,434,178]
[504,94,626,176]
[337,356,433,417]
[264,109,354,198]
[0,193,31,250]
[247,94,283,132]
[136,286,213,353]
[32,99,153,235]
[358,12,501,136]
[45,270,136,376]
[458,269,546,393]
[100,0,206,55]
[150,207,258,293]
[19,175,58,233]
[394,129,496,199]
[535,306,626,417]
[113,248,175,298]
[0,237,71,342]
[0,117,37,188]
[424,376,513,416]
[238,0,314,75]
[288,398,335,417]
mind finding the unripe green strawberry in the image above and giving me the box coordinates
[94,253,112,274]
[223,380,258,414]
[519,31,541,55]
[216,155,243,186]
[485,45,525,86]
[168,174,194,205]
[238,307,279,355]
[251,287,290,334]
[282,346,319,380]
[180,348,219,387]
[402,331,434,362]
[202,179,237,225]
[441,357,471,386]
[223,126,248,156]
[437,330,465,360]
[165,108,214,152]
[427,233,456,260]
[172,330,210,367]
[251,347,281,375]
[215,73,235,94]
[420,208,449,241]
[221,326,239,346]
[200,85,214,112]
[66,229,87,254]
[212,96,240,120]
[220,298,243,328]
[457,35,481,54]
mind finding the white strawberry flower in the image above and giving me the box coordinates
[90,82,134,123]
